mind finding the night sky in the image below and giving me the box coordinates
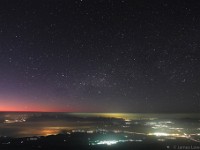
[0,0,200,112]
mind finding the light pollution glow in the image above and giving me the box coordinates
[0,97,76,112]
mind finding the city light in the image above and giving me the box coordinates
[148,132,169,136]
[97,140,118,145]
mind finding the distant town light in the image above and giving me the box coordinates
[148,132,169,136]
[97,140,118,145]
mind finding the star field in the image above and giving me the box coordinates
[0,0,200,112]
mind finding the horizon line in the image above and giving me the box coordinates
[0,111,199,114]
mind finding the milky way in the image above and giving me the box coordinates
[0,0,199,112]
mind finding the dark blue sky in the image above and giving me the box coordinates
[0,0,200,112]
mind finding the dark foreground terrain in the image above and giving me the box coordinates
[0,133,199,150]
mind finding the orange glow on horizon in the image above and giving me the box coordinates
[0,105,74,112]
[0,98,77,112]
